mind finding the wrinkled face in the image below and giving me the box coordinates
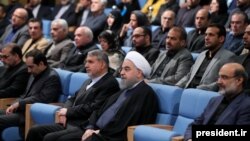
[1,48,17,68]
[166,29,184,51]
[11,8,27,27]
[98,37,109,51]
[209,0,219,13]
[161,11,175,29]
[28,21,43,40]
[132,27,146,48]
[107,14,115,27]
[243,25,250,49]
[230,14,246,35]
[91,0,103,13]
[119,59,140,89]
[129,14,138,29]
[30,0,41,7]
[50,23,66,42]
[195,10,209,29]
[74,28,90,47]
[217,65,239,96]
[26,57,42,76]
[204,27,223,50]
[84,55,105,78]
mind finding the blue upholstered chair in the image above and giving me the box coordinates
[121,46,132,54]
[127,84,183,141]
[191,53,199,61]
[42,19,52,39]
[131,88,219,141]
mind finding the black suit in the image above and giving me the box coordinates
[42,81,158,141]
[26,72,120,141]
[52,3,76,26]
[0,61,29,98]
[0,18,10,36]
[0,67,62,139]
[27,5,52,20]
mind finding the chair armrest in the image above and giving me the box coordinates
[25,104,32,139]
[0,98,17,110]
[172,136,184,141]
[127,124,174,141]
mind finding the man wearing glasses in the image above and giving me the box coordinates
[0,8,30,50]
[0,43,29,98]
[131,26,160,66]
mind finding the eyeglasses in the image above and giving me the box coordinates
[0,55,10,59]
[132,34,145,38]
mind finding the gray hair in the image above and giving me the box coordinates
[51,19,69,32]
[87,49,109,68]
[81,26,94,41]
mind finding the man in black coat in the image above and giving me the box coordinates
[0,43,29,98]
[26,49,120,141]
[35,51,159,141]
[0,49,62,140]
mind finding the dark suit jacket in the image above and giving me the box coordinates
[64,73,120,126]
[187,29,205,53]
[149,48,194,85]
[132,46,160,66]
[17,67,62,112]
[36,5,52,20]
[184,93,250,140]
[86,81,159,141]
[0,18,10,36]
[0,62,29,98]
[0,24,30,50]
[52,3,76,26]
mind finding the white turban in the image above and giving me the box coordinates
[124,51,151,77]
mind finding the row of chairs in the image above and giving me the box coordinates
[1,69,218,141]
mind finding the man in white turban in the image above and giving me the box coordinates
[48,51,159,141]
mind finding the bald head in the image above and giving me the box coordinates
[11,8,28,27]
[195,9,210,29]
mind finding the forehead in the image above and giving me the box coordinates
[130,14,137,20]
[231,14,244,21]
[219,65,235,75]
[168,29,181,38]
[29,22,41,27]
[122,59,135,68]
[2,47,11,54]
[246,25,250,31]
[26,57,34,65]
[206,27,219,33]
[162,11,174,17]
[196,10,207,17]
[133,28,143,34]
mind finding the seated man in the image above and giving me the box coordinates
[0,43,29,98]
[148,26,193,85]
[131,26,160,66]
[0,49,62,139]
[176,23,236,91]
[184,63,250,141]
[28,51,159,141]
[26,50,120,141]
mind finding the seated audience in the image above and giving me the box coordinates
[148,26,193,85]
[0,49,62,139]
[0,43,29,98]
[0,8,30,50]
[75,0,91,30]
[152,9,175,50]
[131,26,160,66]
[141,0,165,22]
[22,18,49,61]
[184,63,250,141]
[59,26,98,72]
[24,0,52,20]
[187,8,210,53]
[117,0,140,24]
[26,50,120,141]
[176,23,236,91]
[209,0,228,26]
[44,19,74,68]
[103,9,122,36]
[98,30,125,72]
[0,3,10,36]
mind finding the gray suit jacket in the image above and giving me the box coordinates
[149,48,193,85]
[0,24,30,50]
[45,38,74,68]
[176,47,236,91]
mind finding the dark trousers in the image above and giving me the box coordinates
[26,123,84,141]
[0,110,24,141]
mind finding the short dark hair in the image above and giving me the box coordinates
[140,26,152,41]
[87,49,109,68]
[4,43,22,59]
[25,49,48,66]
[170,26,187,41]
[29,18,43,29]
[207,23,226,37]
[234,68,248,89]
[231,11,249,24]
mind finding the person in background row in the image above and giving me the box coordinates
[209,0,228,26]
[0,3,10,36]
[22,18,49,61]
[25,0,52,20]
[0,8,30,50]
[0,43,29,98]
[184,63,250,141]
[103,9,122,36]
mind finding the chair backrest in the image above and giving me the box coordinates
[121,46,132,54]
[68,72,89,98]
[173,88,219,135]
[54,69,73,102]
[138,0,147,8]
[191,53,199,61]
[149,83,183,125]
[42,19,52,39]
